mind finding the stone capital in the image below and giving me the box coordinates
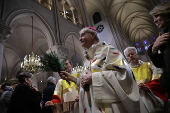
[46,45,69,62]
[70,7,75,11]
[0,22,12,44]
[61,0,66,5]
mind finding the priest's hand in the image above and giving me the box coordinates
[81,71,92,87]
[45,101,53,106]
[59,71,77,83]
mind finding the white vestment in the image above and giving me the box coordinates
[76,42,148,113]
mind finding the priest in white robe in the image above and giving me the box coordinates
[59,27,148,113]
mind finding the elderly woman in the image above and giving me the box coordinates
[7,72,42,113]
[147,2,170,95]
[60,27,147,113]
[42,76,56,113]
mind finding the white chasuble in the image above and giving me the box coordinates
[76,42,148,113]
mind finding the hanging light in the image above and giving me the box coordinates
[71,36,86,73]
[20,16,42,74]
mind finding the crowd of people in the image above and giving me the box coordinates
[0,1,170,113]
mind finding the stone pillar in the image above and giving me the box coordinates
[52,0,62,44]
[70,7,76,24]
[61,0,67,19]
[105,15,126,53]
[76,0,91,27]
[0,22,12,82]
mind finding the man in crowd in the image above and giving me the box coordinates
[124,47,168,113]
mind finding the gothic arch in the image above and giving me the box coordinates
[64,32,79,41]
[64,32,84,66]
[5,9,55,48]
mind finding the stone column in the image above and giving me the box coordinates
[52,0,62,44]
[76,0,91,27]
[0,22,12,82]
[61,0,67,19]
[70,7,76,24]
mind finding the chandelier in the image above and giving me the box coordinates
[72,64,86,73]
[20,16,42,74]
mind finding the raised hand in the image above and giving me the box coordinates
[59,71,77,83]
[152,32,170,51]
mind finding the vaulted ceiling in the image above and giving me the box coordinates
[84,0,160,45]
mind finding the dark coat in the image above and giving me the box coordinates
[7,84,42,113]
[147,21,170,94]
[42,82,56,103]
[42,82,56,113]
[0,91,13,113]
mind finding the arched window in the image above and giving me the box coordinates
[93,12,102,24]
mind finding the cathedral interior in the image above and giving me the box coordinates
[0,0,169,91]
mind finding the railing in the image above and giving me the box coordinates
[34,0,52,10]
[34,0,83,27]
[59,11,84,27]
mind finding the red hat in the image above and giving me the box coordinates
[84,27,98,33]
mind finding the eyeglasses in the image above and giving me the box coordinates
[126,53,136,58]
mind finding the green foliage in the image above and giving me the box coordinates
[40,51,70,84]
[40,51,63,72]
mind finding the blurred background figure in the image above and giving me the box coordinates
[0,83,7,98]
[124,47,168,113]
[0,79,19,113]
[42,76,56,113]
[7,72,42,113]
[0,85,3,97]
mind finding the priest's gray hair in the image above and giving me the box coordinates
[124,47,137,57]
[150,1,170,17]
[79,28,99,41]
[47,76,56,83]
